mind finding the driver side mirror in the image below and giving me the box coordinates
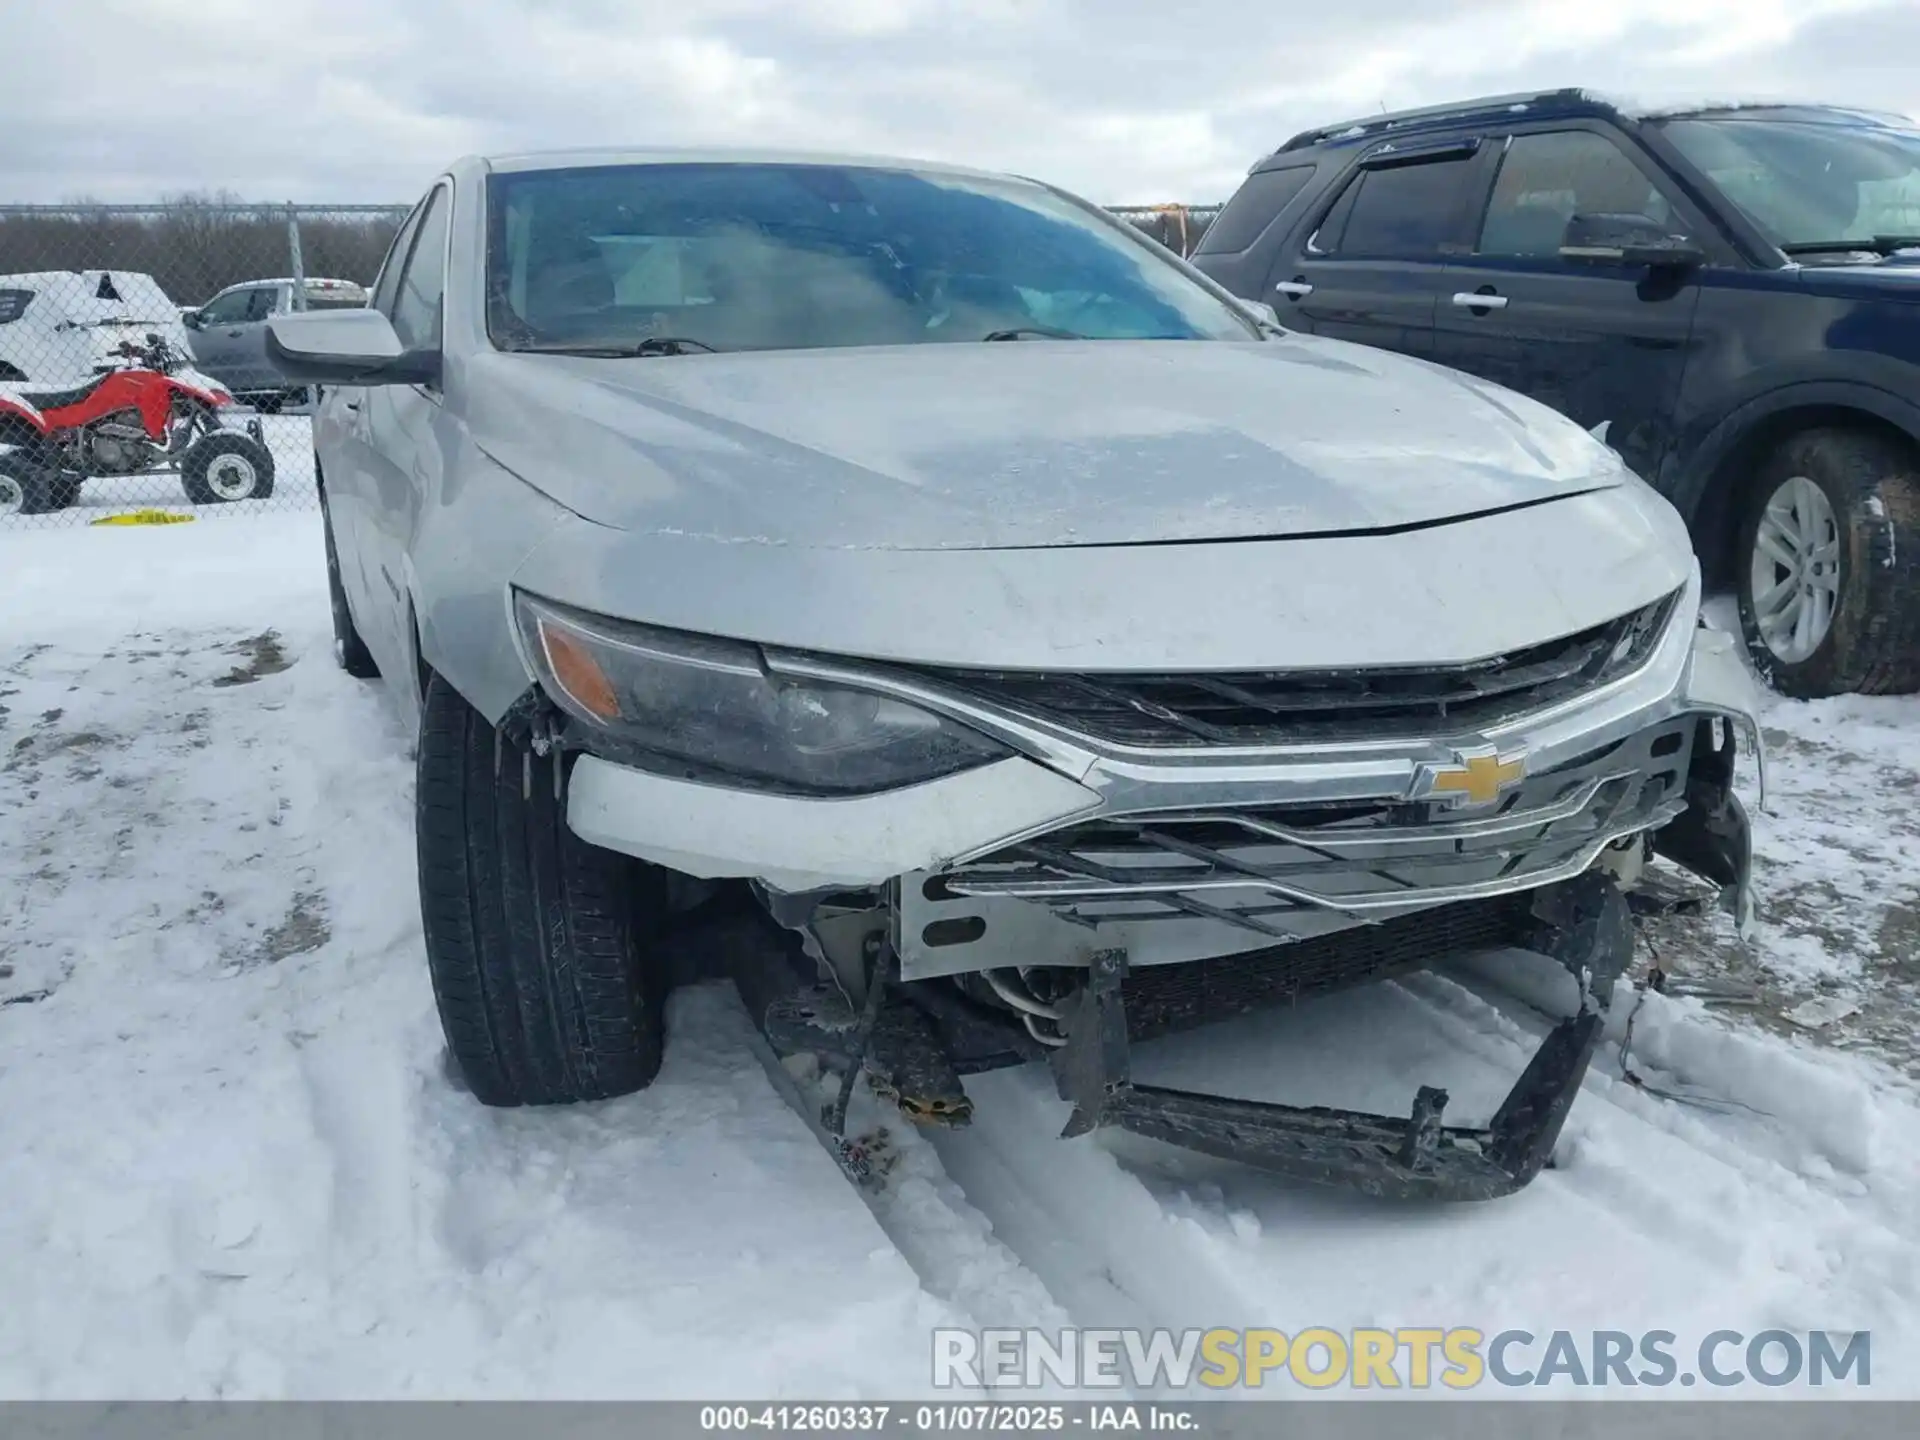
[182,310,202,330]
[1560,213,1705,270]
[266,309,438,386]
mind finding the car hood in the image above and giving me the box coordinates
[460,336,1627,551]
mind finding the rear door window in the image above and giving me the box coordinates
[390,186,451,352]
[1197,166,1316,254]
[244,287,282,321]
[371,202,427,317]
[1314,156,1479,258]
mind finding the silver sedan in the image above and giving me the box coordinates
[267,148,1762,1200]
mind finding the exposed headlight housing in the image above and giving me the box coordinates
[514,593,1009,795]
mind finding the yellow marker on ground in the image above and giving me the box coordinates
[90,510,195,526]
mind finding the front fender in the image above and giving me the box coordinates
[1681,622,1767,811]
[1671,378,1920,525]
[1652,622,1766,940]
[0,394,49,439]
[408,440,574,724]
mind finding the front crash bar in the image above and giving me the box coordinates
[1048,872,1637,1201]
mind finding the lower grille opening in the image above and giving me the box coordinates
[1121,892,1534,1043]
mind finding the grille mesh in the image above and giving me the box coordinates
[922,593,1677,746]
[1121,893,1534,1041]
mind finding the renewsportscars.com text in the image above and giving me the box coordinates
[933,1327,1871,1391]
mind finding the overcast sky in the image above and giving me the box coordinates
[4,0,1917,205]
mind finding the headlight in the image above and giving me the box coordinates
[1600,589,1682,679]
[514,593,1009,795]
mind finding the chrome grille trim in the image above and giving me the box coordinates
[1111,771,1626,855]
[929,718,1695,941]
[943,801,1684,914]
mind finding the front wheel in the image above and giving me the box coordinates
[1735,428,1920,697]
[0,450,57,516]
[180,430,276,505]
[415,673,666,1106]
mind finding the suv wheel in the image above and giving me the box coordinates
[1735,428,1920,697]
[415,672,666,1106]
[322,496,380,678]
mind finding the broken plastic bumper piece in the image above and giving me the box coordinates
[1049,872,1638,1201]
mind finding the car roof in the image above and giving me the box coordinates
[1270,89,1915,160]
[0,270,180,318]
[215,277,363,288]
[0,269,169,291]
[471,145,1024,185]
[1636,101,1917,127]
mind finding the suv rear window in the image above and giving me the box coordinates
[1196,166,1316,254]
[0,289,31,324]
[1315,157,1476,257]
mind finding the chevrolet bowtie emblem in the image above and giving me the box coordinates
[1421,747,1528,807]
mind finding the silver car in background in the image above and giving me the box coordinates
[186,276,367,407]
[267,149,1762,1201]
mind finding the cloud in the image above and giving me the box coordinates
[0,0,1914,203]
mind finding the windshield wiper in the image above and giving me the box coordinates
[508,337,720,357]
[1782,236,1920,257]
[981,326,1087,342]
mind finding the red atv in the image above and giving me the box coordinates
[0,334,275,516]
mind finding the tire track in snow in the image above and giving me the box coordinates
[896,963,1920,1395]
[747,1039,1080,1349]
[1387,961,1920,1357]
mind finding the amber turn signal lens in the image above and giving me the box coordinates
[539,622,622,721]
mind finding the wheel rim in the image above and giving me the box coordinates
[1749,473,1841,665]
[0,472,22,515]
[206,453,259,501]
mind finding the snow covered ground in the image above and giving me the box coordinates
[3,509,1919,1402]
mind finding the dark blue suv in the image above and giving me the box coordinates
[1193,89,1920,698]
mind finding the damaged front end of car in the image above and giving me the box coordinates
[529,581,1761,1202]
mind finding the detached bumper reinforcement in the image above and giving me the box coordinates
[1048,872,1636,1201]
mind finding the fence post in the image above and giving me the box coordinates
[286,203,307,311]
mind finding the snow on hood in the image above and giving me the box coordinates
[460,336,1627,551]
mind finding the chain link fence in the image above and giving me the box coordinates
[0,202,406,527]
[1110,204,1220,258]
[0,197,1215,529]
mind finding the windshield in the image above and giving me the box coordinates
[1658,116,1920,251]
[485,162,1260,353]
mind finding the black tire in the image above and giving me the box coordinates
[322,495,379,678]
[0,449,55,516]
[415,672,666,1106]
[181,431,276,505]
[1735,427,1920,697]
[47,473,83,510]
